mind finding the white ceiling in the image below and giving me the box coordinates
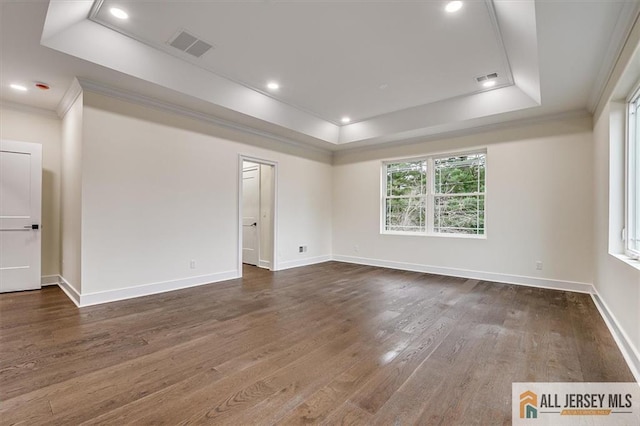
[0,0,637,151]
[92,0,513,125]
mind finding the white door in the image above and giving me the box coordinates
[0,140,42,292]
[242,163,259,265]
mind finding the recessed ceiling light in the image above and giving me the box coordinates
[341,117,351,124]
[445,1,463,13]
[10,83,27,92]
[482,80,496,88]
[110,7,129,20]
[267,82,280,90]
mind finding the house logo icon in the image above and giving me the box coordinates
[520,390,538,419]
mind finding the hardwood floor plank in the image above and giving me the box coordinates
[320,401,374,426]
[0,262,634,425]
[278,331,412,425]
[81,317,363,424]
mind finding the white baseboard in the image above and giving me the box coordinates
[258,260,271,269]
[277,255,332,271]
[331,255,595,294]
[591,291,640,383]
[77,270,240,307]
[41,275,60,286]
[58,275,81,307]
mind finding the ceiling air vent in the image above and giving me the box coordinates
[476,72,498,82]
[168,30,213,58]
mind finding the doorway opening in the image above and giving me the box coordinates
[239,156,277,275]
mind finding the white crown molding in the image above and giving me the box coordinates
[588,1,640,113]
[76,78,332,156]
[56,78,82,118]
[334,108,592,157]
[0,100,59,119]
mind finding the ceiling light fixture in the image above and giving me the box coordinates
[445,1,463,13]
[110,7,129,20]
[341,117,351,124]
[267,82,280,90]
[482,80,496,88]
[10,83,27,92]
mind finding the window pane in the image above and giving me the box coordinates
[434,154,485,194]
[385,197,426,232]
[386,161,426,197]
[434,195,485,235]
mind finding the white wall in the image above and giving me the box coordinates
[0,105,61,278]
[333,115,594,288]
[79,92,332,296]
[60,94,83,292]
[593,92,640,369]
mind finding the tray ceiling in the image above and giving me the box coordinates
[90,0,514,125]
[0,0,633,151]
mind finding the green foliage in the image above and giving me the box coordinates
[433,154,485,234]
[434,154,485,194]
[385,197,425,232]
[434,195,485,234]
[385,154,486,234]
[385,161,426,231]
[387,161,426,197]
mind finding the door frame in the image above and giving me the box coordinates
[238,155,278,276]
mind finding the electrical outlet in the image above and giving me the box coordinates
[536,261,543,271]
[298,245,307,253]
[190,259,196,269]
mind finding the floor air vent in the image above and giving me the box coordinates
[168,30,213,58]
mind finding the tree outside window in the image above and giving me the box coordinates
[383,152,486,236]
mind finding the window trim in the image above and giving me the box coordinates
[380,149,487,238]
[625,85,640,259]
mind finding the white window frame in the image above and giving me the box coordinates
[626,86,640,259]
[381,149,487,238]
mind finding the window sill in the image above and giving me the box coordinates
[381,231,487,240]
[610,253,640,272]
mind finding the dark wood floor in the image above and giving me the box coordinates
[0,262,634,425]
